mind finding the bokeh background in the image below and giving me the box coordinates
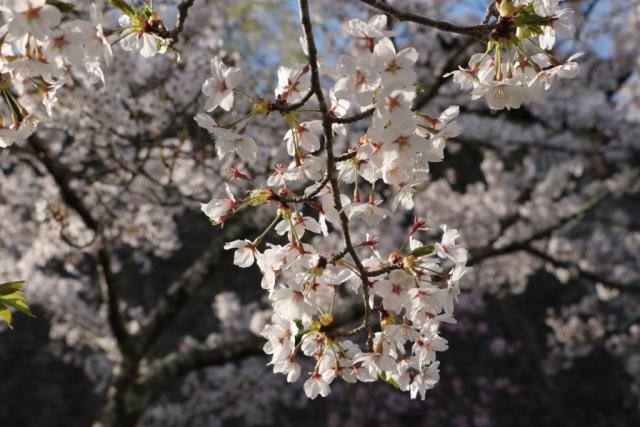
[1,0,639,426]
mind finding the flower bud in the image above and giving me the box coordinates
[248,188,274,206]
[252,98,270,116]
[498,0,517,17]
[388,251,403,264]
[402,255,417,270]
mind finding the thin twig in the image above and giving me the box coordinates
[299,0,374,349]
[355,0,495,41]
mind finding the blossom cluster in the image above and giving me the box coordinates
[447,0,581,110]
[196,14,471,400]
[0,0,178,149]
[0,0,115,148]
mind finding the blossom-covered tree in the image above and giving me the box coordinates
[0,1,638,426]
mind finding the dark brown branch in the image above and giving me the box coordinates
[135,220,250,356]
[355,0,495,40]
[28,135,133,355]
[145,0,196,46]
[365,189,613,278]
[280,175,330,203]
[335,150,358,163]
[468,190,610,265]
[138,335,263,400]
[270,89,315,113]
[170,0,196,45]
[331,108,374,124]
[413,38,476,111]
[524,246,640,294]
[299,0,374,349]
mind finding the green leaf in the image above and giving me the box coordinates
[0,280,25,296]
[0,303,12,329]
[1,295,34,317]
[108,0,136,16]
[515,11,551,27]
[410,244,435,258]
[46,0,75,12]
[0,281,34,328]
[379,372,400,389]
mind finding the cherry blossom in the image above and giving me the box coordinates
[3,1,622,421]
[194,113,258,162]
[6,0,61,45]
[202,57,242,112]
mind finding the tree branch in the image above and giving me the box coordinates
[299,0,374,349]
[524,245,640,295]
[137,334,263,401]
[28,135,133,355]
[135,220,251,356]
[355,0,495,40]
[468,190,611,265]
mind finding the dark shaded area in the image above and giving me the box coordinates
[2,267,638,426]
[0,306,100,427]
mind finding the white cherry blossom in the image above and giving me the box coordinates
[202,57,242,112]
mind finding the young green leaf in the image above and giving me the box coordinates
[108,0,136,16]
[0,280,26,296]
[46,1,75,12]
[0,303,12,329]
[410,244,435,258]
[0,281,34,328]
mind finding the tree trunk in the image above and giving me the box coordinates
[96,360,147,427]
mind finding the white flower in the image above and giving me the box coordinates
[391,180,425,210]
[334,54,380,106]
[539,8,574,50]
[530,52,583,90]
[345,15,396,40]
[224,239,256,268]
[385,324,421,348]
[284,120,323,156]
[118,14,169,58]
[202,57,242,112]
[329,88,350,118]
[275,64,310,103]
[348,202,390,226]
[194,113,258,161]
[435,225,468,264]
[413,323,448,365]
[5,58,62,81]
[409,362,440,400]
[6,0,61,45]
[271,281,314,321]
[353,351,396,377]
[533,0,561,17]
[0,116,38,149]
[373,88,416,126]
[275,212,323,239]
[88,3,113,66]
[200,184,238,225]
[43,27,88,68]
[374,269,411,312]
[373,37,418,85]
[272,356,301,383]
[256,244,288,291]
[261,315,297,362]
[304,371,331,399]
[408,285,446,323]
[472,79,526,111]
